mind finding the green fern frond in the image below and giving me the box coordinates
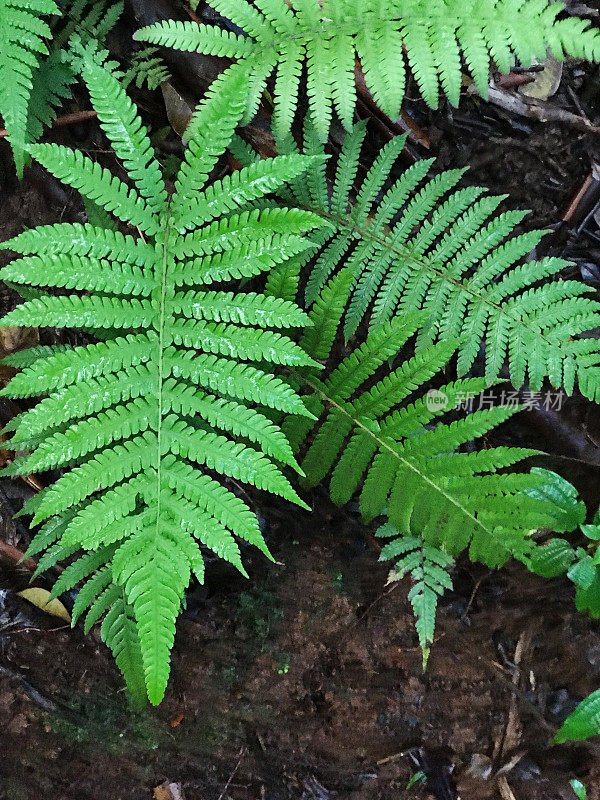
[0,53,324,704]
[274,122,600,402]
[80,49,167,216]
[135,0,600,140]
[28,533,146,703]
[0,1,124,175]
[0,0,59,174]
[379,526,453,668]
[56,0,123,46]
[292,323,560,570]
[123,46,170,90]
[101,591,147,704]
[26,49,76,144]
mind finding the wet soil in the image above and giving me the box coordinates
[2,496,600,800]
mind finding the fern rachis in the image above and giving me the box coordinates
[0,54,326,704]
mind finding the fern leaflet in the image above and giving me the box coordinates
[378,525,453,668]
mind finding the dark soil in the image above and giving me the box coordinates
[2,496,600,800]
[3,16,600,800]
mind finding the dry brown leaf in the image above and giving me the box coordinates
[0,325,38,355]
[153,783,185,800]
[161,82,193,138]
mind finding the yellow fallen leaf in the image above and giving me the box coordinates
[0,325,39,356]
[17,588,71,622]
[519,52,563,100]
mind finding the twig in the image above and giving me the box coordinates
[217,747,246,800]
[477,655,555,734]
[0,539,36,571]
[0,663,58,712]
[484,86,600,136]
[186,4,202,23]
[377,750,407,765]
[460,571,490,621]
[0,109,98,139]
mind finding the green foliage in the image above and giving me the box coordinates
[0,0,124,175]
[523,480,600,620]
[0,54,325,704]
[55,0,123,47]
[244,121,600,402]
[280,270,581,658]
[378,525,453,667]
[524,467,586,533]
[135,0,600,140]
[0,0,59,175]
[123,46,170,91]
[555,689,600,743]
[2,0,600,720]
[570,779,588,800]
[290,330,558,567]
[26,48,76,145]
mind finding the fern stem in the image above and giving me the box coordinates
[155,214,172,538]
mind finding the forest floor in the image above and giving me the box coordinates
[3,3,600,798]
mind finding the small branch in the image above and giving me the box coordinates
[0,539,36,571]
[0,664,58,713]
[217,747,246,800]
[484,86,600,136]
[0,109,98,139]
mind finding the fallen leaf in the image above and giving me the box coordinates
[519,52,563,100]
[17,588,71,622]
[153,782,185,800]
[161,82,193,139]
[0,326,39,357]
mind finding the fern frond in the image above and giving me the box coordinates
[27,143,161,234]
[171,62,250,224]
[123,46,170,90]
[101,591,147,704]
[292,325,560,571]
[275,123,600,402]
[379,526,453,668]
[56,0,123,46]
[136,0,600,140]
[177,154,323,231]
[79,44,167,216]
[0,54,323,704]
[3,222,158,264]
[0,0,59,174]
[26,49,76,145]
